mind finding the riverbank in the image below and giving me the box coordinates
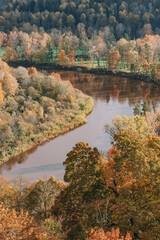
[1,98,94,166]
[2,60,159,166]
[8,61,160,86]
[0,60,94,166]
[1,96,94,166]
[2,67,160,181]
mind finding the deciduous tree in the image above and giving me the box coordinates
[58,49,68,67]
[2,46,18,62]
[0,203,56,240]
[0,81,4,104]
[68,47,75,66]
[105,130,160,239]
[53,142,108,240]
[2,72,18,96]
[107,50,120,72]
[87,228,132,240]
[25,177,63,219]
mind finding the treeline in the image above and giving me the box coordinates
[0,60,93,163]
[1,111,160,239]
[0,0,160,40]
[1,30,160,82]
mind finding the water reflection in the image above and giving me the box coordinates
[0,147,38,173]
[1,71,160,181]
[57,72,160,106]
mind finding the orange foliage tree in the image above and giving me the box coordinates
[68,47,75,66]
[3,72,18,96]
[0,203,56,240]
[2,46,18,62]
[107,50,121,72]
[58,49,68,67]
[28,67,38,75]
[87,228,132,240]
[142,58,150,75]
[86,60,91,68]
[105,130,160,239]
[0,176,16,208]
[0,81,3,104]
[50,72,61,79]
[79,57,84,66]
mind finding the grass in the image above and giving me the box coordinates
[0,46,119,69]
[0,47,5,58]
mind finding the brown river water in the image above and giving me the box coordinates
[1,71,160,182]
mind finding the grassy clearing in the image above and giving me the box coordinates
[0,47,5,58]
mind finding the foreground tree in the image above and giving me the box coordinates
[0,176,16,208]
[105,130,160,239]
[87,228,132,240]
[105,115,154,139]
[0,81,3,104]
[0,203,56,240]
[52,142,108,240]
[52,127,160,239]
[25,177,63,219]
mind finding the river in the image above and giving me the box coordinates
[1,71,160,181]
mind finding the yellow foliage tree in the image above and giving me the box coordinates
[79,57,84,66]
[0,203,57,240]
[0,176,16,208]
[50,72,61,79]
[28,67,38,75]
[3,72,18,96]
[2,46,18,62]
[0,59,10,73]
[68,95,74,103]
[0,81,4,104]
[58,49,67,67]
[68,47,75,66]
[87,228,132,240]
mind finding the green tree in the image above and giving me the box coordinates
[133,103,141,115]
[141,101,151,115]
[105,115,154,139]
[46,39,54,62]
[67,15,75,28]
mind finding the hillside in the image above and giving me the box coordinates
[0,61,94,164]
[0,0,160,39]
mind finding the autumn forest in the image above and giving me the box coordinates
[0,0,160,240]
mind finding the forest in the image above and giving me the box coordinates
[1,31,160,83]
[0,0,160,40]
[1,110,160,239]
[0,60,93,163]
[0,0,160,239]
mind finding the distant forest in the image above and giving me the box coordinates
[0,0,160,39]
